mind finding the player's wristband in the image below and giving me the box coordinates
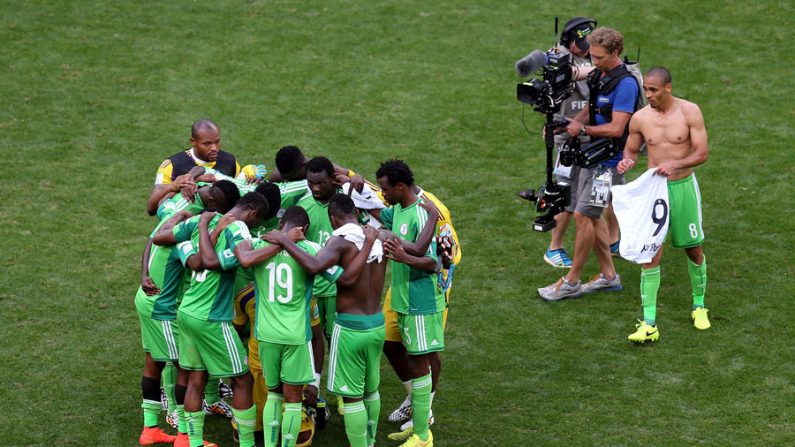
[313,373,321,388]
[347,170,356,178]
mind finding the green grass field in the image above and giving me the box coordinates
[2,1,794,445]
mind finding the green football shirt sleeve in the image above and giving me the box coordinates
[424,238,440,264]
[320,265,344,283]
[172,217,197,243]
[218,247,240,271]
[380,206,394,230]
[217,221,250,270]
[176,241,196,266]
[225,221,253,250]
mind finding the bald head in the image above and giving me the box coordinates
[190,119,221,161]
[646,66,672,86]
[191,119,219,139]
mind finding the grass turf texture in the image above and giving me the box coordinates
[1,0,793,445]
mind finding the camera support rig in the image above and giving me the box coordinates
[521,112,570,232]
[516,45,574,232]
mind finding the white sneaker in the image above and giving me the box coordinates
[399,410,434,431]
[388,396,412,423]
[538,277,583,301]
[581,273,622,294]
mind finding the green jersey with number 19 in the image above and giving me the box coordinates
[252,239,344,345]
[380,199,445,315]
[173,214,251,322]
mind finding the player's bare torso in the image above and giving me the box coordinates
[637,98,699,180]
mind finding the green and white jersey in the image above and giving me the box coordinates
[297,192,337,297]
[134,239,196,321]
[173,214,251,322]
[381,199,445,315]
[151,191,206,236]
[277,180,310,210]
[252,240,330,345]
[205,168,258,194]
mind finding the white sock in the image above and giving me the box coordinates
[402,380,412,396]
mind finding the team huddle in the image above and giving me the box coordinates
[135,121,460,447]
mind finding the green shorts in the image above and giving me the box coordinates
[326,313,385,397]
[177,311,248,377]
[138,312,179,362]
[259,340,315,389]
[397,311,444,355]
[315,294,337,338]
[668,174,705,248]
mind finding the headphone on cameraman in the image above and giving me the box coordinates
[560,17,597,47]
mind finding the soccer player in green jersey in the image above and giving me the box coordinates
[147,179,242,425]
[232,207,337,447]
[297,157,340,337]
[266,194,385,447]
[152,191,270,447]
[376,159,445,447]
[136,180,240,446]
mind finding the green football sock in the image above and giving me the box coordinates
[363,391,381,446]
[204,379,220,405]
[176,404,187,434]
[233,405,257,447]
[141,399,160,427]
[162,363,177,411]
[282,402,302,447]
[263,393,283,447]
[343,401,368,447]
[688,254,707,308]
[411,373,433,441]
[641,266,661,326]
[185,410,205,447]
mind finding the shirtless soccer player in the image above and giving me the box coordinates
[617,66,711,343]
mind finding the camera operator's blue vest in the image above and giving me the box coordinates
[586,64,641,154]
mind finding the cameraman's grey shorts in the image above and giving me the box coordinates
[556,167,580,213]
[574,165,625,219]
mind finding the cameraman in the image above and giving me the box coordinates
[519,17,596,268]
[538,27,639,301]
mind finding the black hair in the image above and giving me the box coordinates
[646,66,672,85]
[375,159,414,187]
[236,191,270,219]
[275,145,304,175]
[306,156,335,178]
[328,193,357,219]
[281,206,310,228]
[255,182,282,219]
[191,119,219,139]
[211,179,241,213]
[560,17,596,46]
